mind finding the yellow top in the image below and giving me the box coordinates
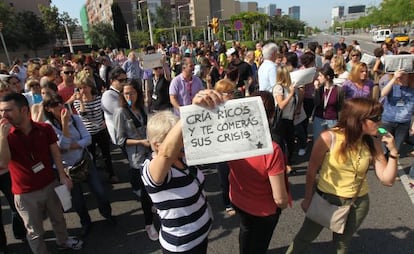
[317,130,371,198]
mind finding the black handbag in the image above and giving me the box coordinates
[64,149,90,183]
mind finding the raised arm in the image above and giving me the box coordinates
[148,120,183,184]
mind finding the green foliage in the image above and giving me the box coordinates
[15,11,49,52]
[38,5,78,40]
[342,0,414,29]
[130,30,150,48]
[154,6,172,28]
[87,22,120,48]
[0,1,19,50]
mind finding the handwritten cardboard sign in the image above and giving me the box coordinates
[384,55,414,73]
[290,67,316,87]
[180,97,273,166]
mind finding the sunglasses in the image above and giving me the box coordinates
[367,115,381,122]
[63,71,74,75]
[153,67,163,70]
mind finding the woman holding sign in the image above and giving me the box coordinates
[141,109,213,253]
[192,89,290,254]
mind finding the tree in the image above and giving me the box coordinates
[38,5,78,40]
[15,11,49,54]
[0,1,19,50]
[87,22,119,48]
[154,6,172,28]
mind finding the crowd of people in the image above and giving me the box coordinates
[0,34,411,254]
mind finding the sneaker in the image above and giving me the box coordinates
[58,237,83,250]
[298,148,306,156]
[225,207,236,216]
[145,224,159,241]
[132,189,141,198]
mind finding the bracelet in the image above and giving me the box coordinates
[389,153,400,159]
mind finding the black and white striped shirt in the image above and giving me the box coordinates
[73,96,106,135]
[141,159,212,252]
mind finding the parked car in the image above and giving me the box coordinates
[393,33,409,46]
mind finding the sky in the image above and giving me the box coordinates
[51,0,382,29]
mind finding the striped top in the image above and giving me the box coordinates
[73,96,106,135]
[141,159,212,252]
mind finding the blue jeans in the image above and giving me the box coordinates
[313,117,337,141]
[381,121,410,152]
[71,160,112,227]
[409,163,414,179]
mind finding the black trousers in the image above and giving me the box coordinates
[0,172,26,250]
[234,205,282,254]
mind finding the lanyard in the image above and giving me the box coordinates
[323,86,333,117]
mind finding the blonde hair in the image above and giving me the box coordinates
[214,79,235,93]
[348,62,368,83]
[332,55,346,75]
[276,66,292,87]
[147,111,179,145]
[25,79,40,89]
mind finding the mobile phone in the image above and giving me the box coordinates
[64,103,73,114]
[377,127,388,135]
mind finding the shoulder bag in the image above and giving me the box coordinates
[63,116,91,183]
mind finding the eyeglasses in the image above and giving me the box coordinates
[367,115,381,122]
[153,67,163,70]
[63,71,74,75]
[352,54,360,57]
[117,78,128,82]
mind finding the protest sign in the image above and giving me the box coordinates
[290,67,316,87]
[360,53,377,69]
[384,55,414,73]
[142,53,164,69]
[180,97,273,166]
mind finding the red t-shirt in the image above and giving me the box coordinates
[229,142,286,216]
[7,121,58,194]
[58,83,75,103]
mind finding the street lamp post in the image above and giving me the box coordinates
[138,0,145,30]
[178,4,190,27]
[138,0,153,45]
[0,23,11,66]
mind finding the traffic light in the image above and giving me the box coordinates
[208,17,219,34]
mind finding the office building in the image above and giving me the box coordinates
[288,6,300,20]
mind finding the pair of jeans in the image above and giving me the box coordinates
[273,119,295,166]
[131,167,153,226]
[234,205,282,254]
[313,116,338,142]
[215,162,231,209]
[88,128,115,177]
[71,161,112,227]
[286,194,370,254]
